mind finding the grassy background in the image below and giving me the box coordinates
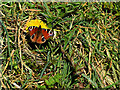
[1,2,120,89]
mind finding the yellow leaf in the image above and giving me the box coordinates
[26,19,50,31]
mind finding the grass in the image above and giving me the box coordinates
[1,2,120,89]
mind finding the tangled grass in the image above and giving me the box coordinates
[1,2,120,89]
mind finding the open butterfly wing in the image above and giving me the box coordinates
[28,26,46,44]
[36,35,46,44]
[42,29,53,40]
[28,25,53,44]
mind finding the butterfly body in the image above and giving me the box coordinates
[28,26,53,44]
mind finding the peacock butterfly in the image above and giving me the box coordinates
[28,25,53,44]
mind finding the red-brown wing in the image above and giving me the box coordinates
[36,35,46,44]
[28,26,53,44]
[28,26,41,43]
[36,28,53,44]
[42,28,53,40]
[28,26,38,36]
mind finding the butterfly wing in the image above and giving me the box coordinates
[42,29,54,40]
[28,26,46,44]
[36,28,53,44]
[28,26,39,42]
[36,35,46,44]
[28,26,53,44]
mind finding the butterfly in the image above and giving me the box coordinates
[28,25,53,44]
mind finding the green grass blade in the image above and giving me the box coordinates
[40,51,50,78]
[0,20,12,70]
[82,74,98,88]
